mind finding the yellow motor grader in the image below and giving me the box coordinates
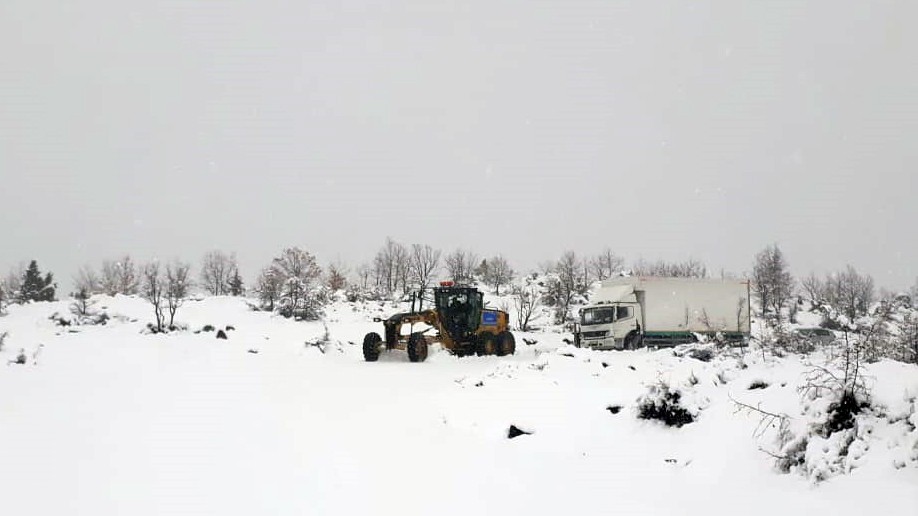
[363,282,515,362]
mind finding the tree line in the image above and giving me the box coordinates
[1,241,916,350]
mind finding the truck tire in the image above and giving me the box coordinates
[497,331,516,356]
[407,334,428,362]
[363,332,382,361]
[625,332,643,350]
[478,333,499,356]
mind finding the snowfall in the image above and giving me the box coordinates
[0,294,915,515]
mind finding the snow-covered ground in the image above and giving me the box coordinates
[1,296,916,515]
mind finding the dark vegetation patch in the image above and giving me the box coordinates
[606,405,622,414]
[689,348,714,362]
[637,383,695,428]
[748,380,770,390]
[507,425,533,439]
[216,329,228,340]
[822,392,869,436]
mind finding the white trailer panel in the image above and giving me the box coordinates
[597,277,751,334]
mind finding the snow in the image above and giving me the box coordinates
[0,295,916,515]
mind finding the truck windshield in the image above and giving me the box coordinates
[581,307,615,325]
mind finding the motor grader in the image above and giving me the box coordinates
[363,282,515,362]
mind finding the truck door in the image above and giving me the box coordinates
[611,304,638,342]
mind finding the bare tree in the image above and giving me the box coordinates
[393,243,411,295]
[590,249,624,281]
[479,255,515,295]
[326,260,349,291]
[200,251,236,296]
[799,272,824,304]
[512,283,542,331]
[74,265,101,295]
[752,244,794,319]
[356,262,372,291]
[827,265,875,320]
[117,255,139,295]
[410,244,441,292]
[373,237,410,295]
[546,251,588,324]
[444,249,479,285]
[165,261,192,328]
[632,258,707,278]
[142,262,165,332]
[101,255,139,296]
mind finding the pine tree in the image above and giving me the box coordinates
[19,260,56,302]
[228,267,245,296]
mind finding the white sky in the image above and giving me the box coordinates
[1,1,916,291]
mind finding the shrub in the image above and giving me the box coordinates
[636,382,695,427]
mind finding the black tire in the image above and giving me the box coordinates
[407,334,428,363]
[363,332,382,362]
[478,333,498,356]
[625,332,643,351]
[497,331,516,356]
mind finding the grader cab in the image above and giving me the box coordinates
[363,283,515,362]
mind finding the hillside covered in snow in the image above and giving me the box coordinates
[1,294,916,515]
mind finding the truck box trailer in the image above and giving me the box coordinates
[574,277,751,350]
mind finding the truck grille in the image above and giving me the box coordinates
[582,330,608,339]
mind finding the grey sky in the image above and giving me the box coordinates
[1,1,916,291]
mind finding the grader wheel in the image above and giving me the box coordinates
[478,333,499,356]
[497,331,516,356]
[363,332,382,362]
[407,334,428,362]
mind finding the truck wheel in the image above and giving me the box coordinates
[363,332,382,361]
[478,334,498,356]
[497,331,516,356]
[407,334,428,362]
[625,332,643,350]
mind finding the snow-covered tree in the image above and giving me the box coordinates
[19,260,55,303]
[268,247,324,319]
[227,266,245,296]
[752,245,794,319]
[254,267,283,311]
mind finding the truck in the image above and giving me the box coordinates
[573,277,751,350]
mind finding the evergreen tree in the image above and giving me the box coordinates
[228,267,245,296]
[19,260,56,302]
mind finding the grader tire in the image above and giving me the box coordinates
[479,333,499,356]
[497,331,516,356]
[363,332,382,362]
[407,334,428,363]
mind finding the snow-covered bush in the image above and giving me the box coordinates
[636,381,697,428]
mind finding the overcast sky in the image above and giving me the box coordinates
[1,1,916,291]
